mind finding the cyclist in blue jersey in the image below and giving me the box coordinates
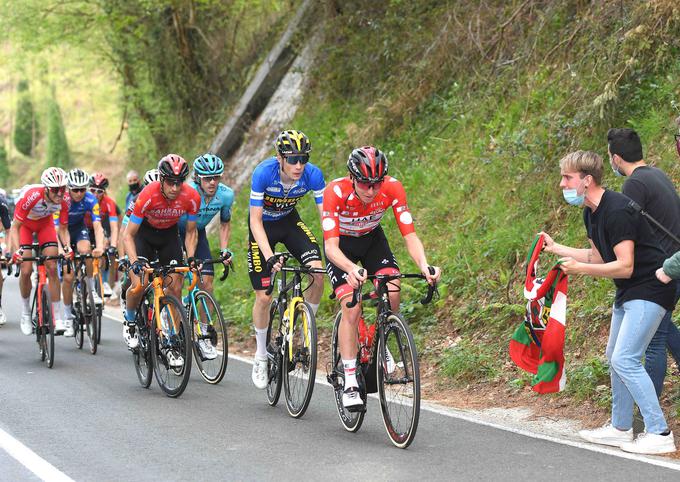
[57,168,105,336]
[248,130,326,389]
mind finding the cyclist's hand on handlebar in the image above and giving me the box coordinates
[423,265,441,285]
[106,246,118,258]
[266,255,284,273]
[131,259,147,275]
[187,256,202,270]
[221,248,233,265]
[62,245,74,260]
[347,265,367,289]
[11,248,24,264]
[92,247,104,258]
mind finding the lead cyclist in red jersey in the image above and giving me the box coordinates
[9,167,72,336]
[322,147,441,411]
[122,155,200,356]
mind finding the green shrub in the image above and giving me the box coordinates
[45,95,71,169]
[13,80,39,156]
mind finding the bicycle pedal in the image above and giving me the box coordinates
[345,403,366,414]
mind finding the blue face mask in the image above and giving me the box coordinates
[611,161,624,177]
[562,188,585,206]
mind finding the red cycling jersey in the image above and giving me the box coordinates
[322,176,416,239]
[14,185,69,223]
[84,194,117,228]
[129,181,200,229]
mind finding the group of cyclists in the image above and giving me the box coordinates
[2,129,441,414]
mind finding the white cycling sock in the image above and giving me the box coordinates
[343,358,358,389]
[52,302,63,320]
[255,326,268,358]
[63,304,72,319]
[22,297,30,313]
[308,303,320,315]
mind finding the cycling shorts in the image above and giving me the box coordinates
[247,209,322,290]
[134,220,184,267]
[179,227,214,276]
[19,217,59,249]
[325,225,400,299]
[69,222,91,247]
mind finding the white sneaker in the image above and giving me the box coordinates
[103,282,113,297]
[620,431,676,454]
[92,290,103,306]
[123,322,139,349]
[20,312,33,335]
[63,318,74,337]
[163,348,184,368]
[198,339,217,360]
[54,318,67,335]
[342,386,364,411]
[0,308,6,326]
[578,424,633,447]
[251,355,268,389]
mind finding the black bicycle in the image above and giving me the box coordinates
[70,253,99,355]
[264,252,326,418]
[327,268,437,448]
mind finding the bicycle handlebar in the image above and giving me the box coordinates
[346,267,438,308]
[264,252,325,296]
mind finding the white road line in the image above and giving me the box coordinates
[0,427,75,482]
[102,310,680,471]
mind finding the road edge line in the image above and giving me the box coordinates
[0,426,75,482]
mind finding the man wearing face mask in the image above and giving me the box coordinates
[607,128,680,398]
[125,170,142,210]
[540,150,675,454]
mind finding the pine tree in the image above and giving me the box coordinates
[45,95,71,169]
[13,80,39,156]
[0,141,9,185]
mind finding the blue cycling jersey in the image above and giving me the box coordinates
[249,158,325,222]
[55,191,101,226]
[178,181,234,231]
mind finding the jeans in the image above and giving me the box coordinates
[644,280,680,396]
[607,300,668,434]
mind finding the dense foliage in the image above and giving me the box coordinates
[45,94,72,169]
[13,80,39,157]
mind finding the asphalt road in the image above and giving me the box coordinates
[1,276,679,481]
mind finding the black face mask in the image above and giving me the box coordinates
[128,182,142,194]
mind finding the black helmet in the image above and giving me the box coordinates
[275,130,311,156]
[347,146,388,183]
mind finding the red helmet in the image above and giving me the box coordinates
[347,146,388,183]
[158,154,189,181]
[90,172,109,190]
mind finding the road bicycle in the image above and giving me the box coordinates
[69,253,100,354]
[126,260,194,398]
[327,268,437,448]
[183,255,231,384]
[264,252,326,418]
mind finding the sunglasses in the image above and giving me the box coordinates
[164,179,183,187]
[71,188,86,193]
[48,187,66,194]
[199,175,221,183]
[89,188,105,194]
[355,180,383,190]
[284,155,309,165]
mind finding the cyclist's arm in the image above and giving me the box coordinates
[123,220,140,263]
[92,220,105,254]
[184,220,198,258]
[109,218,119,248]
[403,232,430,273]
[9,220,21,253]
[249,206,274,260]
[325,236,359,274]
[58,223,71,250]
[219,221,231,251]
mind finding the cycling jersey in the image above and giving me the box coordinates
[57,191,101,226]
[129,181,200,229]
[178,180,233,231]
[249,157,325,221]
[14,185,69,223]
[84,194,118,228]
[322,176,415,239]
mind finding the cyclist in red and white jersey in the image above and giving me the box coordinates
[122,155,200,359]
[9,167,72,336]
[323,147,441,411]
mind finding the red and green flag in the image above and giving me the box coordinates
[509,234,568,393]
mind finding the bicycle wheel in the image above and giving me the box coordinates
[41,288,54,369]
[74,282,84,349]
[283,301,317,418]
[266,300,283,407]
[330,311,364,433]
[150,295,192,398]
[133,295,153,388]
[83,280,98,355]
[190,290,228,384]
[377,313,420,449]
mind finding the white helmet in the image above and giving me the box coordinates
[67,168,90,188]
[41,167,68,188]
[143,168,160,186]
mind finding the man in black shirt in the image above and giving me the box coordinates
[608,127,680,396]
[0,190,10,326]
[541,150,675,454]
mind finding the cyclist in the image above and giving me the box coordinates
[178,154,234,360]
[248,130,325,389]
[122,155,200,363]
[323,146,441,411]
[86,173,120,297]
[58,168,106,336]
[9,167,71,336]
[0,189,11,326]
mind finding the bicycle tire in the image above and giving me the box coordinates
[42,288,54,368]
[190,290,228,385]
[83,280,98,355]
[377,313,420,449]
[330,311,365,433]
[151,295,192,398]
[266,300,283,407]
[133,294,153,388]
[283,301,317,418]
[74,281,84,349]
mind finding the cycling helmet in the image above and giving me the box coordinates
[143,168,160,186]
[67,169,90,189]
[89,172,109,190]
[193,153,224,177]
[158,154,189,181]
[347,146,388,183]
[275,130,311,156]
[41,167,68,188]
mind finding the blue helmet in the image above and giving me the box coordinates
[193,153,224,178]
